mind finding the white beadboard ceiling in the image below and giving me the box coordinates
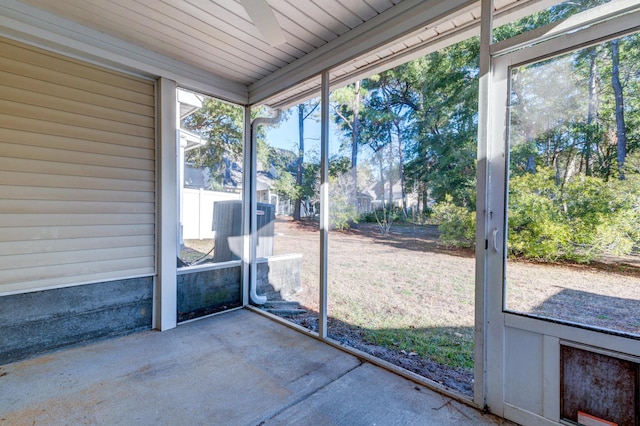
[10,0,554,106]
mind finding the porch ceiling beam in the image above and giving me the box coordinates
[265,0,557,110]
[248,0,476,105]
[0,0,249,105]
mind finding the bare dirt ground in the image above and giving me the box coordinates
[266,217,640,395]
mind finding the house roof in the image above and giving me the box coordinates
[2,0,554,106]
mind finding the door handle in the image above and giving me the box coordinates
[492,228,500,252]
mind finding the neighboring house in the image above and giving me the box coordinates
[364,181,418,212]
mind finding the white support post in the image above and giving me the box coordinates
[242,106,252,307]
[474,0,493,410]
[319,70,330,339]
[154,77,178,331]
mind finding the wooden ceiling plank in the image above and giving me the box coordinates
[313,0,364,29]
[195,0,317,54]
[179,0,304,59]
[363,0,397,15]
[63,0,269,81]
[282,0,351,34]
[270,0,339,43]
[23,0,269,81]
[102,0,277,75]
[135,0,293,67]
[338,0,378,22]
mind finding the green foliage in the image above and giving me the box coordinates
[403,37,480,209]
[359,204,405,224]
[182,97,244,188]
[432,165,640,261]
[507,167,640,261]
[272,169,300,200]
[328,172,359,231]
[493,0,610,43]
[507,168,573,260]
[566,174,640,257]
[366,327,474,370]
[432,195,475,248]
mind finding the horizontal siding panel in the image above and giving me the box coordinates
[0,267,155,296]
[0,115,153,149]
[0,257,155,288]
[0,171,154,192]
[0,40,155,96]
[0,224,155,243]
[0,55,154,106]
[0,213,155,227]
[0,99,154,138]
[0,185,155,203]
[0,200,154,214]
[0,37,155,294]
[0,235,155,256]
[0,70,154,117]
[0,82,155,127]
[0,141,155,171]
[0,157,154,181]
[0,129,153,161]
[0,246,155,273]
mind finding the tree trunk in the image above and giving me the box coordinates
[611,39,627,180]
[378,154,386,207]
[351,82,361,208]
[387,129,394,205]
[395,121,407,213]
[584,47,598,176]
[293,104,305,220]
[422,186,429,216]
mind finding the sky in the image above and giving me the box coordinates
[262,106,346,160]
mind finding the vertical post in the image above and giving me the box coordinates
[474,0,493,409]
[198,188,204,240]
[154,77,178,331]
[319,70,330,339]
[242,106,252,306]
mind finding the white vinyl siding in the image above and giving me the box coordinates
[0,37,155,295]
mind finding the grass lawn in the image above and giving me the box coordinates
[182,216,640,394]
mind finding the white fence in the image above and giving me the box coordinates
[181,188,240,240]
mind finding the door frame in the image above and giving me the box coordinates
[480,4,640,420]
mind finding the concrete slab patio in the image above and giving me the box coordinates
[0,309,509,425]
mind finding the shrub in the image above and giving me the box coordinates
[359,204,405,223]
[507,168,573,260]
[329,173,358,231]
[432,195,475,247]
[508,166,640,262]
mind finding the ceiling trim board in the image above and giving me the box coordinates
[247,0,476,105]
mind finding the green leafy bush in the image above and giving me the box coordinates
[507,168,573,260]
[329,173,359,231]
[330,198,358,231]
[432,195,475,248]
[359,204,405,223]
[508,166,640,261]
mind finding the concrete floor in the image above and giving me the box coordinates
[0,309,510,426]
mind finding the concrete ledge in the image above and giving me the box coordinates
[257,254,302,300]
[177,265,242,322]
[0,277,153,365]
